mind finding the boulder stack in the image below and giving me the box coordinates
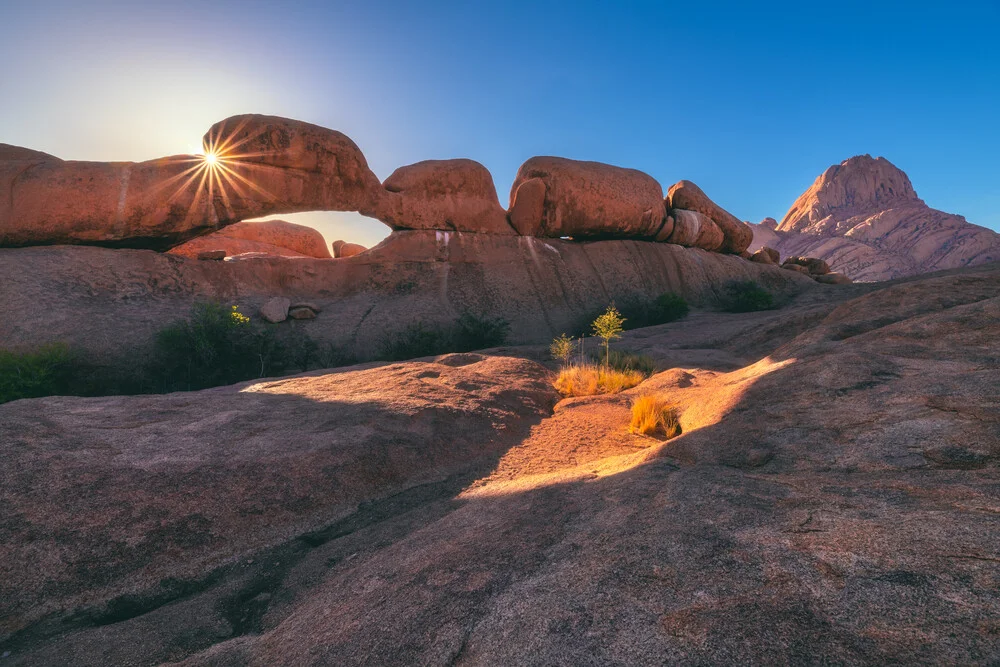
[376,159,513,235]
[666,180,753,254]
[508,157,667,239]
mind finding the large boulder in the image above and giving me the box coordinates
[667,180,753,254]
[507,157,666,239]
[168,220,332,259]
[784,255,830,275]
[332,240,367,258]
[749,247,780,265]
[0,115,384,250]
[665,209,724,251]
[375,159,513,234]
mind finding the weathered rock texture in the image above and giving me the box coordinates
[376,159,513,234]
[168,220,332,259]
[666,209,723,250]
[667,180,753,254]
[508,157,667,238]
[2,262,999,665]
[2,116,766,260]
[0,116,385,249]
[0,232,813,364]
[332,240,367,258]
[749,155,1000,281]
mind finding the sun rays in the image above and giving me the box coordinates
[139,116,285,226]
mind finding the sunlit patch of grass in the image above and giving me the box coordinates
[629,394,682,438]
[554,363,645,397]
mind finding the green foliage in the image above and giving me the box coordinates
[651,292,690,323]
[593,349,657,376]
[617,292,690,329]
[452,313,510,352]
[378,313,511,361]
[549,333,575,365]
[592,305,626,367]
[379,322,449,361]
[148,302,280,392]
[720,280,775,313]
[0,343,77,404]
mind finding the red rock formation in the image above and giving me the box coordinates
[0,116,385,249]
[667,209,724,250]
[332,240,367,258]
[508,156,666,238]
[667,180,753,254]
[750,155,1000,281]
[376,159,513,235]
[168,220,332,259]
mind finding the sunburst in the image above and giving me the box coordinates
[143,117,285,226]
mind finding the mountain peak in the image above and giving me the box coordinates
[779,155,921,232]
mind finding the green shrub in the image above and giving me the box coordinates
[550,333,575,365]
[720,280,774,313]
[593,349,657,376]
[378,313,510,361]
[651,292,690,323]
[599,292,690,331]
[451,313,510,352]
[148,302,286,392]
[379,322,449,361]
[592,305,626,367]
[0,343,78,404]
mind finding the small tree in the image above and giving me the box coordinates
[549,333,575,366]
[592,305,626,368]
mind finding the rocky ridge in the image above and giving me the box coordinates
[749,155,1000,281]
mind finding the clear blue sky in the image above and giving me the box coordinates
[2,0,998,247]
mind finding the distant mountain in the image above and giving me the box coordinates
[749,155,1000,281]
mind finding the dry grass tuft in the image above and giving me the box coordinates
[555,363,645,397]
[629,394,682,438]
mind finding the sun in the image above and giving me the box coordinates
[203,151,219,166]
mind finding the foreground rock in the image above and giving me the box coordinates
[376,159,513,235]
[2,262,998,664]
[0,355,557,660]
[169,220,332,259]
[508,156,666,238]
[749,155,1000,281]
[0,232,813,364]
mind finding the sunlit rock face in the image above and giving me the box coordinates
[375,159,514,235]
[2,114,761,257]
[747,155,1000,281]
[168,219,332,259]
[667,180,753,254]
[508,156,667,238]
[667,209,724,250]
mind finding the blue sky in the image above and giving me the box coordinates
[2,0,998,247]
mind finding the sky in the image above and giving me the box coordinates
[1,0,998,249]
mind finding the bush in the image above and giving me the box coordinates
[618,292,690,329]
[651,292,690,323]
[550,333,575,365]
[378,313,510,361]
[451,313,510,352]
[554,363,645,397]
[629,394,682,438]
[720,280,774,313]
[596,350,657,376]
[379,322,449,361]
[0,344,78,404]
[148,303,282,392]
